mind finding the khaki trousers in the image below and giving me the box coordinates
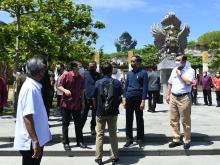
[170,94,192,143]
[95,116,118,160]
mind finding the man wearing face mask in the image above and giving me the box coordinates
[81,61,101,135]
[124,55,148,148]
[202,71,213,106]
[213,72,220,107]
[166,55,195,150]
[112,62,124,83]
[58,60,86,150]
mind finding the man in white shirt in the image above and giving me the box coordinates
[166,55,195,150]
[14,57,51,165]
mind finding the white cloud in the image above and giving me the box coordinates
[75,0,149,10]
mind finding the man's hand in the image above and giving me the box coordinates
[166,95,170,104]
[176,69,182,77]
[32,141,41,159]
[122,98,126,109]
[140,100,145,110]
[64,89,71,96]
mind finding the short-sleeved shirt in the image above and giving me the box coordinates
[14,77,51,150]
[59,71,85,110]
[94,76,122,117]
[168,65,195,94]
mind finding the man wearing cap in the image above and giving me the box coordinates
[166,55,195,150]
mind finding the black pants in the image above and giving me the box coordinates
[148,91,159,111]
[216,91,220,106]
[57,95,62,108]
[191,89,198,105]
[125,98,144,141]
[81,98,96,131]
[203,90,212,105]
[20,146,44,165]
[0,107,3,115]
[62,108,83,144]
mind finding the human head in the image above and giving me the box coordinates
[175,55,187,68]
[131,54,142,70]
[88,61,97,72]
[203,71,207,77]
[216,72,219,78]
[101,62,112,76]
[26,57,46,81]
[56,63,65,75]
[112,62,118,74]
[69,60,83,75]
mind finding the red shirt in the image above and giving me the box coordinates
[0,77,8,108]
[59,71,84,110]
[213,77,220,91]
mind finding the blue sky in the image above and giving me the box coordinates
[1,0,220,53]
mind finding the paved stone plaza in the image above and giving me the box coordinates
[0,92,219,164]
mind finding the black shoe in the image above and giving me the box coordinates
[124,140,133,147]
[91,129,96,136]
[168,141,182,148]
[216,105,220,107]
[183,143,190,149]
[137,140,144,148]
[95,159,102,165]
[63,144,71,151]
[112,158,120,165]
[208,104,212,106]
[77,142,87,148]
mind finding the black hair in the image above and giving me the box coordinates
[26,57,45,77]
[101,62,112,75]
[132,54,142,63]
[69,60,78,70]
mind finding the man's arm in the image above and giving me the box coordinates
[176,69,193,86]
[166,83,172,104]
[140,71,148,110]
[23,114,41,159]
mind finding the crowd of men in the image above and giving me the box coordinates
[0,54,219,165]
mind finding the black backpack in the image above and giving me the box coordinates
[98,79,115,116]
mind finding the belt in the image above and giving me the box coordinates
[172,92,190,97]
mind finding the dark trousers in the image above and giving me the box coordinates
[125,98,144,141]
[62,108,83,144]
[203,90,212,105]
[81,98,96,131]
[148,91,159,111]
[0,107,3,115]
[19,147,44,165]
[216,91,220,106]
[191,89,198,105]
[57,95,62,108]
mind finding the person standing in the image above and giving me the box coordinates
[166,55,195,150]
[58,60,86,150]
[213,72,220,107]
[81,61,101,135]
[202,71,213,106]
[93,63,122,165]
[14,57,51,165]
[191,75,199,105]
[147,65,160,112]
[124,55,148,147]
[0,75,8,115]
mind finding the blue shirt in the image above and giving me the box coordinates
[94,75,122,117]
[84,71,101,99]
[124,68,148,100]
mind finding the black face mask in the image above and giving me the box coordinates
[89,68,96,73]
[131,64,136,68]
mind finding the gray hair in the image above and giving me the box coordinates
[26,57,46,77]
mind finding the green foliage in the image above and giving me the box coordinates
[198,31,220,46]
[209,54,220,71]
[185,54,202,68]
[0,0,105,68]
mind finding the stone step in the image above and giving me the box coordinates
[0,141,220,156]
[1,134,220,143]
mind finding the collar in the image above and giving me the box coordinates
[26,77,42,90]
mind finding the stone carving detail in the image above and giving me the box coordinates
[115,32,137,52]
[151,12,190,61]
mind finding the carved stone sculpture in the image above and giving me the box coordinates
[115,32,137,52]
[151,12,190,61]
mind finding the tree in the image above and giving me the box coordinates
[0,0,36,67]
[185,54,202,69]
[115,32,137,52]
[198,31,220,46]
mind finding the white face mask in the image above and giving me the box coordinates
[79,67,84,75]
[112,68,117,74]
[175,61,182,67]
